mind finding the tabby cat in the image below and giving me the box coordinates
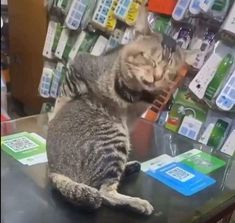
[46,32,196,215]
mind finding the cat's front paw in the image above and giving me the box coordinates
[131,198,154,215]
[123,161,141,177]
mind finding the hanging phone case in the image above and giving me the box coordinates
[39,68,54,98]
[65,0,87,30]
[216,71,235,111]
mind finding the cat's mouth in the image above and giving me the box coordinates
[141,78,163,91]
[141,77,170,93]
[141,72,165,88]
[141,84,158,94]
[142,81,155,89]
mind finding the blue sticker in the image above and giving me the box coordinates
[146,162,216,196]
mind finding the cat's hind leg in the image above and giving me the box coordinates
[49,173,102,209]
[100,182,154,215]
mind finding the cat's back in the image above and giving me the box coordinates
[48,98,106,152]
[49,97,115,131]
[47,98,107,175]
[46,97,129,183]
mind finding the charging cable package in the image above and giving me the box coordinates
[165,88,208,141]
[189,41,235,109]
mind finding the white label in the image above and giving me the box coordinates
[20,153,48,166]
[90,35,108,56]
[178,116,203,140]
[42,21,57,59]
[189,53,222,99]
[199,123,215,145]
[141,154,174,172]
[220,130,235,156]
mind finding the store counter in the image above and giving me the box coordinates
[1,114,235,223]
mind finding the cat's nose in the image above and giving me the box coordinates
[153,66,164,81]
[143,74,154,84]
[153,72,163,81]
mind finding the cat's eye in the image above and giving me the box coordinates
[152,60,156,68]
[168,58,173,65]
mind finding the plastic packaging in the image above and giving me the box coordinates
[1,73,7,112]
[198,110,233,150]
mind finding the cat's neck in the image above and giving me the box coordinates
[114,79,143,103]
[98,53,155,108]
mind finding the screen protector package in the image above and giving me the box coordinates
[198,110,233,150]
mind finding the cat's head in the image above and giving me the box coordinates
[119,33,196,94]
[116,5,197,95]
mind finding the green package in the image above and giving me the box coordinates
[212,0,227,11]
[1,132,46,162]
[152,16,171,34]
[181,151,226,174]
[165,89,208,132]
[78,32,98,53]
[207,119,229,149]
[62,33,78,61]
[205,53,234,101]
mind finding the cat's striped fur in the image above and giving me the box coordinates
[47,34,188,215]
[59,64,87,98]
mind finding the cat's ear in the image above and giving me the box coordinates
[134,5,152,38]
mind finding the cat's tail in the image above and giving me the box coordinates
[49,173,102,209]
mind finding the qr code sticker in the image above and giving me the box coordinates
[166,167,195,182]
[3,136,39,152]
